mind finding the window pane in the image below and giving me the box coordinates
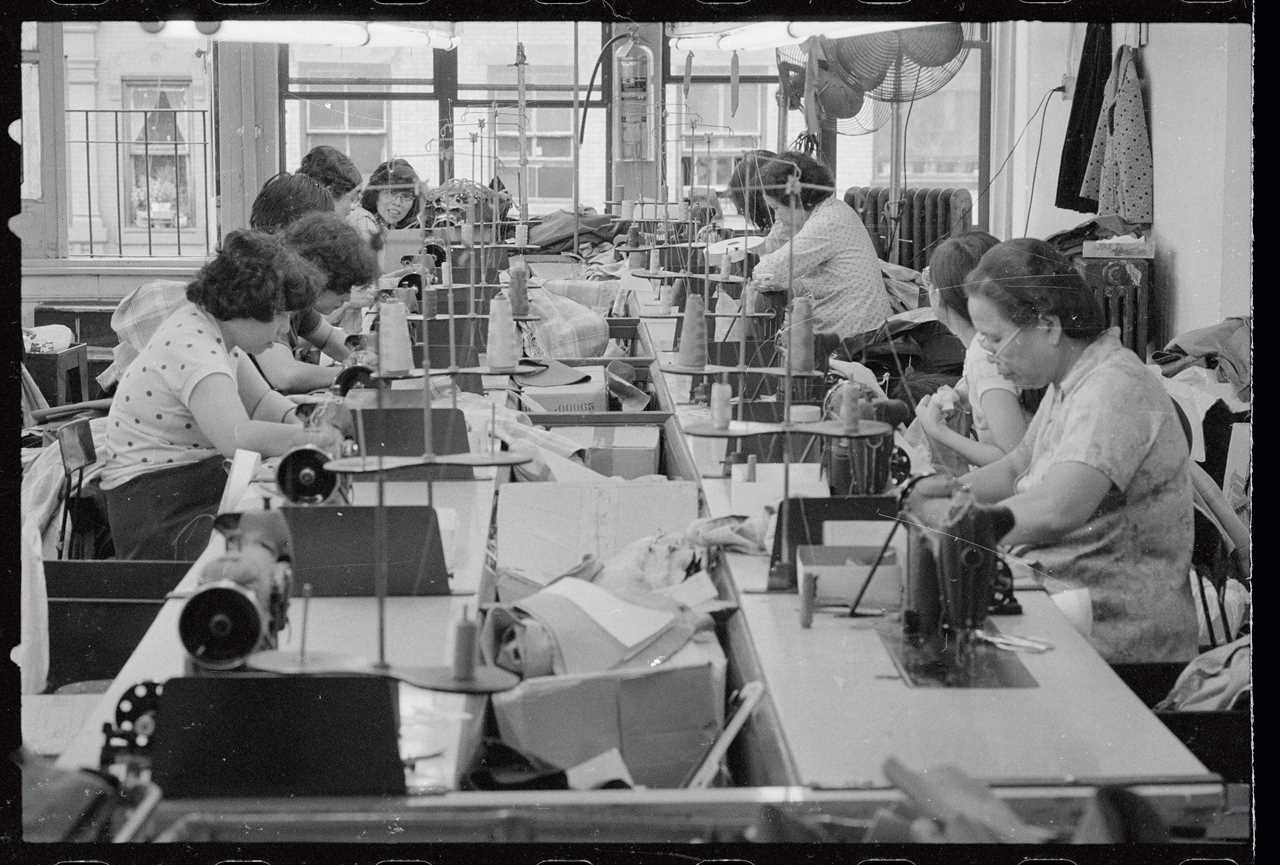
[535,136,572,159]
[346,99,386,131]
[22,22,38,52]
[62,24,215,257]
[347,136,390,177]
[534,165,575,199]
[457,22,603,101]
[667,44,776,77]
[20,62,40,199]
[665,82,774,196]
[535,108,572,132]
[289,44,432,94]
[307,98,348,130]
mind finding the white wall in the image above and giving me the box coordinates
[1007,22,1252,343]
[1145,23,1253,336]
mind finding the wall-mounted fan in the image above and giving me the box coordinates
[825,23,972,104]
[776,42,891,146]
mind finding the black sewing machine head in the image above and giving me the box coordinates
[901,481,1003,643]
[178,510,293,672]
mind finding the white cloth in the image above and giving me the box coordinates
[958,337,1019,446]
[15,517,50,695]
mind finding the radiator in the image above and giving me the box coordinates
[843,187,974,271]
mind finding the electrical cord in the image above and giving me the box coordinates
[1023,91,1057,236]
[977,85,1063,218]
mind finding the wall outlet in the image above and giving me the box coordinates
[1061,73,1076,101]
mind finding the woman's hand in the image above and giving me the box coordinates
[915,394,947,437]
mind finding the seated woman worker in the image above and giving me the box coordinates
[100,231,349,560]
[247,177,380,393]
[914,231,1031,470]
[745,152,891,360]
[958,238,1197,664]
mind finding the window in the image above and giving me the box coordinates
[123,80,201,231]
[455,22,608,213]
[283,43,439,188]
[20,23,40,200]
[57,23,217,257]
[667,82,772,192]
[297,62,391,176]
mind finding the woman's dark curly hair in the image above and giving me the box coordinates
[359,158,421,230]
[928,231,1001,326]
[298,145,362,199]
[187,230,324,322]
[964,238,1106,340]
[283,212,379,298]
[249,171,334,234]
[757,151,835,212]
[728,150,778,230]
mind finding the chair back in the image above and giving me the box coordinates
[55,417,96,477]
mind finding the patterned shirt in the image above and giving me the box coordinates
[750,196,891,338]
[1009,329,1197,663]
[101,302,239,490]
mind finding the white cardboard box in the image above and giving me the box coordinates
[492,634,726,788]
[797,543,903,609]
[556,426,662,479]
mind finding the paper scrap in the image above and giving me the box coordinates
[566,747,635,790]
[543,578,674,649]
[660,572,719,608]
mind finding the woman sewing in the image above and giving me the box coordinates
[744,152,891,350]
[100,231,348,560]
[248,177,380,393]
[913,232,1031,469]
[960,238,1197,664]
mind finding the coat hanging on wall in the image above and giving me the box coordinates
[1055,23,1112,213]
[1080,43,1154,224]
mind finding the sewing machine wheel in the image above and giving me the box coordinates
[114,681,164,748]
[178,582,268,670]
[334,364,375,396]
[889,445,913,486]
[277,446,338,504]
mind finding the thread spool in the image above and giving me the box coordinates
[451,606,478,681]
[840,381,863,432]
[461,203,477,245]
[676,294,709,369]
[376,300,413,377]
[621,199,635,220]
[649,246,661,272]
[508,262,530,317]
[710,381,732,430]
[745,454,758,482]
[514,223,529,248]
[486,296,519,370]
[787,297,815,374]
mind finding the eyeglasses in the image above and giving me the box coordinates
[977,324,1027,362]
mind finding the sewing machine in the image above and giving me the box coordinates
[884,481,1037,688]
[176,510,293,672]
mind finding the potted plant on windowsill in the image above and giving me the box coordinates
[133,179,179,227]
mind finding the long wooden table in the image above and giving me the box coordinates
[695,474,1219,821]
[55,478,496,784]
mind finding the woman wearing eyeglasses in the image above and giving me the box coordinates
[959,238,1197,664]
[347,158,423,267]
[913,232,1031,469]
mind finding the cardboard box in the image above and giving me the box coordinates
[491,634,726,788]
[797,544,903,609]
[518,366,608,414]
[556,426,661,479]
